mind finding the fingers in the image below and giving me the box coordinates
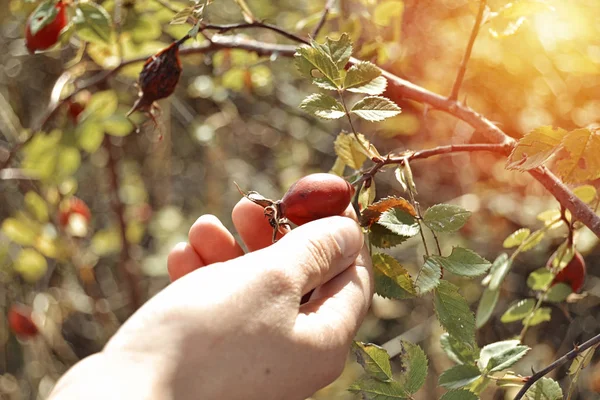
[232,198,286,252]
[265,216,364,295]
[188,215,244,264]
[167,243,205,281]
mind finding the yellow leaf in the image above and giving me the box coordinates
[572,184,597,204]
[555,128,600,184]
[333,132,368,170]
[506,126,566,170]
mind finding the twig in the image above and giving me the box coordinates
[202,22,308,44]
[449,0,487,101]
[103,137,141,312]
[312,0,336,38]
[513,333,600,399]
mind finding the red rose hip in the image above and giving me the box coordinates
[58,197,91,227]
[8,304,38,338]
[25,0,67,54]
[280,173,355,226]
[552,251,586,293]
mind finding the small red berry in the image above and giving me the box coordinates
[58,197,91,227]
[25,0,67,54]
[67,101,85,124]
[280,173,355,226]
[8,304,38,338]
[552,251,586,293]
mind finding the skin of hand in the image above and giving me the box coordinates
[48,198,373,400]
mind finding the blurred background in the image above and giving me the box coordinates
[0,0,599,398]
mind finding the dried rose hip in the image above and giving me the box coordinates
[58,197,91,227]
[552,251,586,293]
[25,0,67,54]
[237,173,355,242]
[8,304,38,338]
[280,173,355,226]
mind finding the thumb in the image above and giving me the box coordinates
[257,216,364,296]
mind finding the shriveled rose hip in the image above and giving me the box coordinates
[552,251,586,293]
[280,173,355,226]
[8,304,38,338]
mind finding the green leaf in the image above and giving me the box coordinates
[299,93,345,120]
[344,61,387,95]
[520,230,545,252]
[429,247,491,277]
[75,119,105,153]
[334,132,368,170]
[523,307,552,326]
[370,223,411,249]
[318,33,353,69]
[74,3,113,44]
[568,346,596,375]
[438,364,481,389]
[57,147,81,178]
[506,126,566,171]
[527,268,554,290]
[91,228,122,256]
[373,1,404,27]
[28,0,60,36]
[434,281,476,345]
[82,90,119,120]
[294,45,340,88]
[524,377,563,400]
[2,218,38,246]
[372,253,416,300]
[537,209,562,227]
[439,333,478,365]
[439,390,478,400]
[170,6,194,25]
[104,115,134,137]
[478,341,530,373]
[415,257,441,295]
[377,208,420,240]
[14,248,48,283]
[500,299,536,323]
[476,287,500,328]
[487,253,512,291]
[545,283,572,303]
[353,342,393,382]
[351,96,401,122]
[24,191,49,223]
[398,341,428,394]
[423,204,471,233]
[503,228,531,248]
[348,377,409,399]
[478,340,529,372]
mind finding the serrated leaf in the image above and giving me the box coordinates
[524,377,563,400]
[351,96,401,122]
[170,6,193,25]
[555,128,600,184]
[573,184,597,204]
[74,3,113,44]
[360,196,417,227]
[503,228,531,248]
[24,192,48,223]
[377,208,420,240]
[520,230,545,252]
[430,247,491,277]
[476,287,500,328]
[28,0,59,36]
[434,281,476,345]
[313,78,339,91]
[568,346,596,375]
[527,268,554,290]
[438,364,481,389]
[344,62,386,95]
[415,257,441,295]
[370,223,410,249]
[506,126,566,170]
[353,342,393,382]
[294,45,340,88]
[397,341,428,394]
[373,253,416,299]
[545,283,572,303]
[439,390,478,400]
[487,253,512,291]
[299,93,345,119]
[440,333,478,365]
[358,180,376,211]
[523,307,552,326]
[319,33,353,69]
[536,209,562,227]
[423,204,471,233]
[478,341,530,373]
[501,299,536,323]
[395,163,418,195]
[14,248,48,283]
[348,376,409,399]
[334,132,368,170]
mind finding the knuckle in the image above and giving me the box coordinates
[262,265,298,297]
[302,234,342,281]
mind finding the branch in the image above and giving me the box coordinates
[103,137,141,312]
[449,0,487,101]
[312,0,336,38]
[514,333,600,399]
[202,22,308,44]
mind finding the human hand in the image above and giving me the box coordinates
[50,197,373,400]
